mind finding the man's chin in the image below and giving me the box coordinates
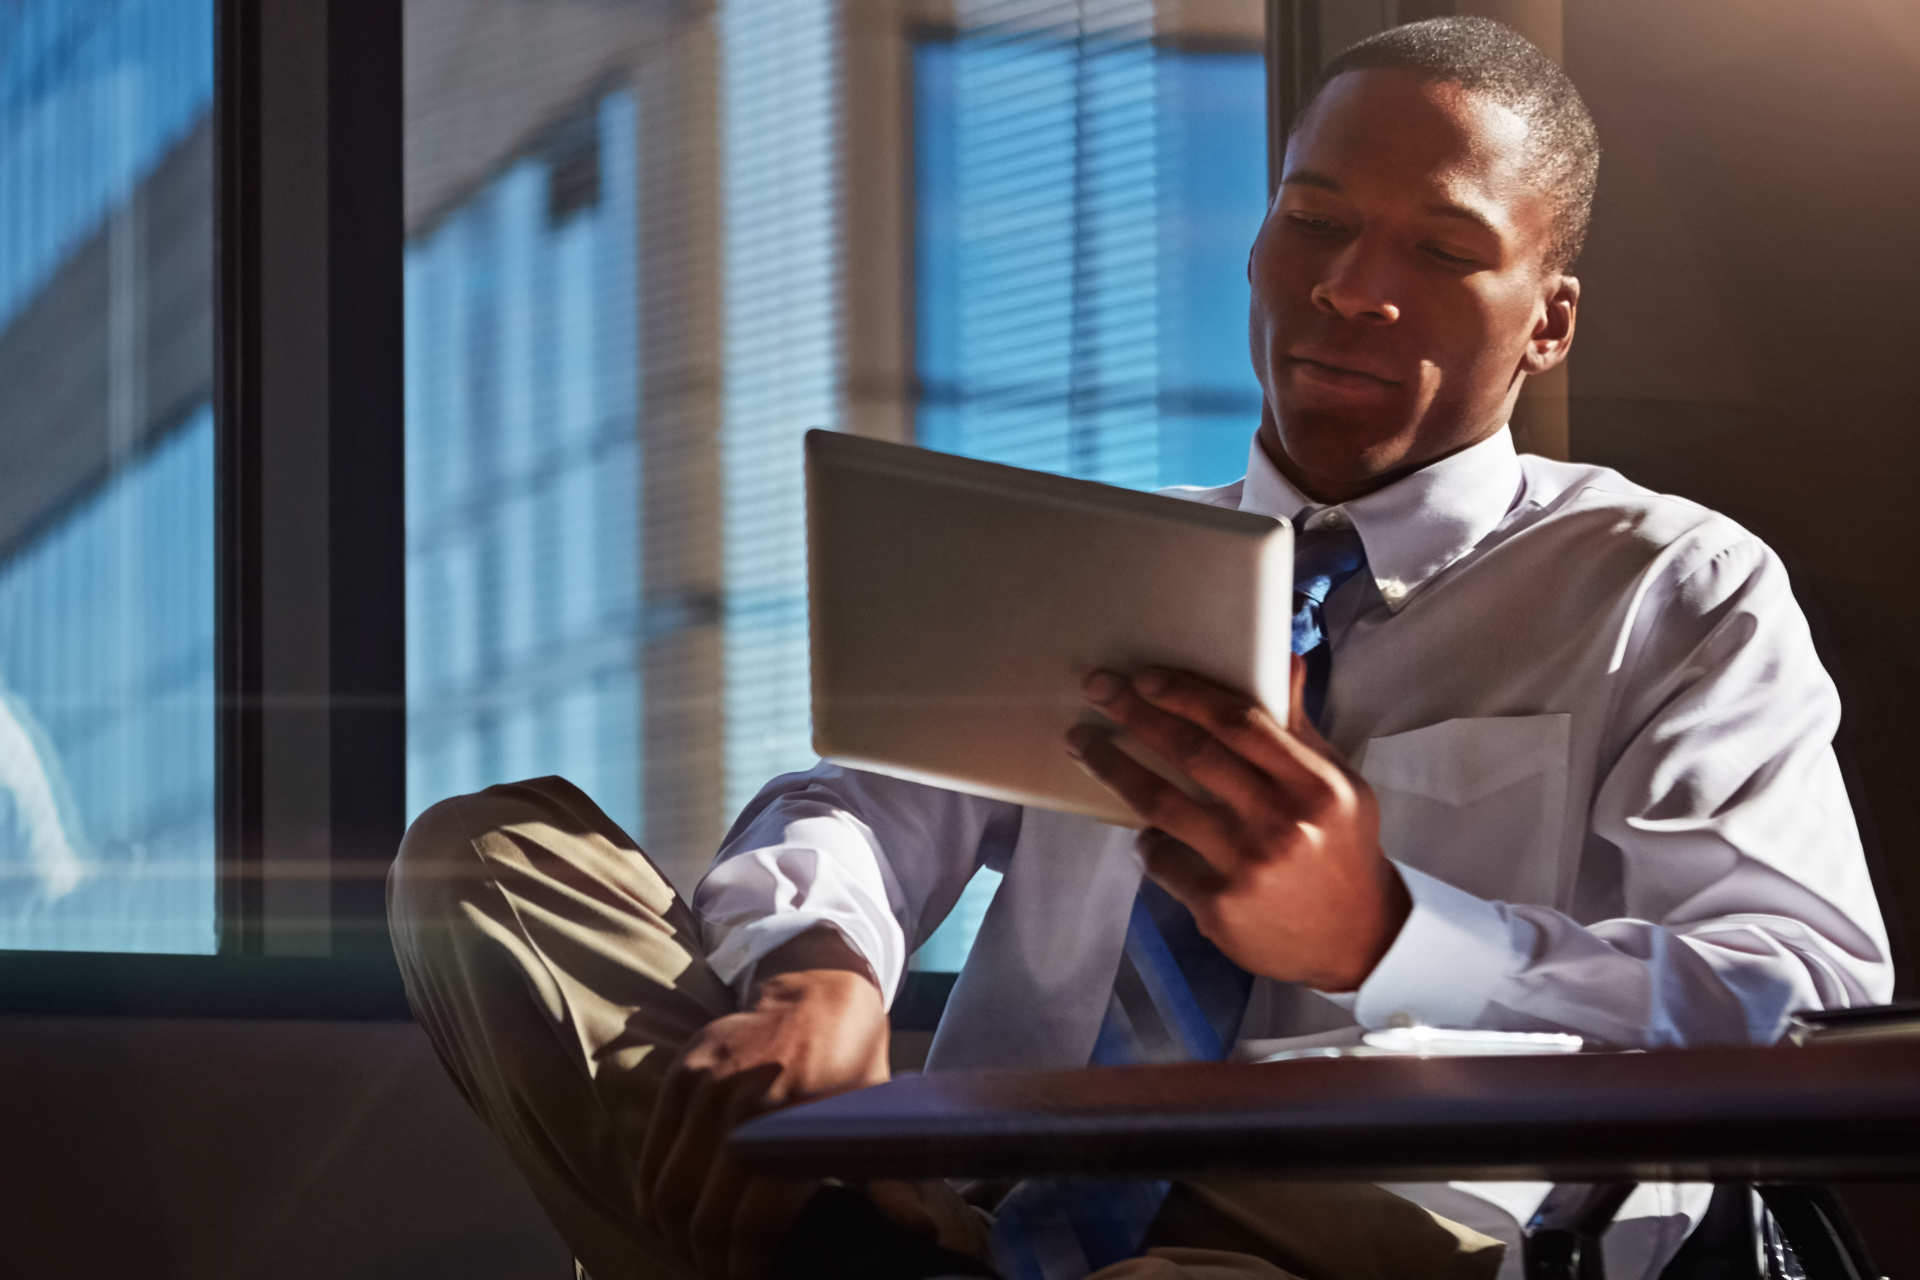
[1270,409,1419,501]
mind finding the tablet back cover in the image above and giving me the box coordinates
[806,430,1293,826]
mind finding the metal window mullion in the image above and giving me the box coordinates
[214,0,264,957]
[1266,0,1320,196]
[321,0,403,956]
[218,0,403,964]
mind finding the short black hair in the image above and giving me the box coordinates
[1297,16,1600,272]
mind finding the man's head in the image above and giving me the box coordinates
[1249,17,1599,502]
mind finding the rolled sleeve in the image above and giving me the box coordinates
[698,812,911,1003]
[703,914,886,999]
[692,763,1021,1010]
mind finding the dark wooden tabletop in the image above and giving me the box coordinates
[729,1040,1920,1184]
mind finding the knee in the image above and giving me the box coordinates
[386,776,587,931]
[387,793,485,943]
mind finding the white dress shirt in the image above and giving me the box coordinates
[692,427,1891,1277]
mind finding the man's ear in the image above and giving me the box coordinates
[1520,274,1579,375]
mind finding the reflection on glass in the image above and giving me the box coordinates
[403,0,1265,971]
[0,0,218,953]
[718,0,843,823]
[914,36,1267,489]
[0,690,87,914]
[406,91,644,844]
[909,23,1269,972]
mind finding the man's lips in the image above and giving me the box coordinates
[1286,351,1401,386]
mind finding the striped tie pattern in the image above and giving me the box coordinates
[989,517,1369,1280]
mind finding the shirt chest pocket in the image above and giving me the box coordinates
[1357,714,1572,907]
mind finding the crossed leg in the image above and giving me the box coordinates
[387,775,1502,1280]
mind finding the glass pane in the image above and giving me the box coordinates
[405,90,644,847]
[909,11,1268,971]
[912,30,1268,492]
[0,0,218,953]
[403,0,1266,974]
[405,0,845,890]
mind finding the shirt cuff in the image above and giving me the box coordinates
[701,911,901,1010]
[1350,860,1516,1031]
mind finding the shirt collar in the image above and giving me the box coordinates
[1238,427,1524,612]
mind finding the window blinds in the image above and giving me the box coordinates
[918,0,1163,489]
[718,0,844,815]
[907,0,1269,969]
[405,93,644,837]
[916,0,1267,494]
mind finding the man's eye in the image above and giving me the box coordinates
[1422,244,1478,268]
[1286,213,1344,234]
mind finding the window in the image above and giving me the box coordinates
[402,0,1267,980]
[913,31,1267,492]
[0,0,218,954]
[909,8,1269,971]
[0,0,1271,1006]
[403,0,855,892]
[0,1,405,1012]
[406,92,645,842]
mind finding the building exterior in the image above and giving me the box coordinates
[0,0,217,953]
[400,0,1267,971]
[0,0,1266,968]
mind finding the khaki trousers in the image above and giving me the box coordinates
[387,775,1505,1280]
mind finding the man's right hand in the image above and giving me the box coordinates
[636,926,896,1280]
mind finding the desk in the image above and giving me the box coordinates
[729,1040,1920,1185]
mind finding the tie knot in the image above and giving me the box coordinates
[1293,520,1367,607]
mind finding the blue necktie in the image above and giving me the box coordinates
[989,516,1369,1280]
[1291,517,1370,726]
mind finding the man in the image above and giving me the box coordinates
[387,17,1891,1280]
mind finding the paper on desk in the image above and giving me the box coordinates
[1249,1025,1583,1062]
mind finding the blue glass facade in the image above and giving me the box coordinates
[0,2,1266,963]
[914,41,1268,491]
[405,92,645,841]
[718,0,844,819]
[0,0,216,953]
[0,0,214,331]
[910,38,1269,970]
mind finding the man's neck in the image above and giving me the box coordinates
[1255,416,1508,507]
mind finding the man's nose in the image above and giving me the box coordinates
[1310,241,1401,324]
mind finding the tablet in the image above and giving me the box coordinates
[805,429,1294,827]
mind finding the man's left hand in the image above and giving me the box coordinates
[1070,657,1411,992]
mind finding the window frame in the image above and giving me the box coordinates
[0,0,408,1018]
[0,0,1291,1019]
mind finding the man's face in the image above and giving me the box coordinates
[1249,68,1577,501]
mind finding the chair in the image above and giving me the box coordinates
[1522,1178,1882,1279]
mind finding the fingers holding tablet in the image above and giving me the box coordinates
[1077,670,1278,820]
[1069,664,1408,990]
[1064,718,1238,862]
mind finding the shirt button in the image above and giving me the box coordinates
[1313,508,1350,529]
[1379,581,1407,605]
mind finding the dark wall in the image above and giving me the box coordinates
[1564,0,1920,993]
[0,1017,567,1278]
